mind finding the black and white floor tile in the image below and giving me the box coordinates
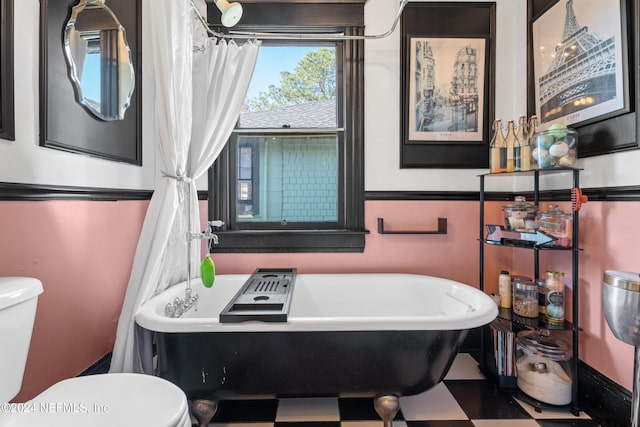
[203,354,600,427]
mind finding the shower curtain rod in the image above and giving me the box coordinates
[191,0,409,41]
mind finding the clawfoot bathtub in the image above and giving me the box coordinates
[135,273,497,427]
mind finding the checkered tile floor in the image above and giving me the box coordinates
[202,354,600,427]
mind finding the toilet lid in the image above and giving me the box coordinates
[1,374,191,427]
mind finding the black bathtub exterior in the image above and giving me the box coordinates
[143,327,469,401]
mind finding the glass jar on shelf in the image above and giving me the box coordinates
[515,330,573,405]
[512,278,538,318]
[535,205,572,247]
[531,126,577,169]
[502,196,537,231]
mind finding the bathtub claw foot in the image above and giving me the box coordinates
[373,395,400,427]
[190,399,218,427]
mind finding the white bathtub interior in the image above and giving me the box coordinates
[137,273,497,333]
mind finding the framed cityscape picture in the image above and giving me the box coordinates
[400,2,495,168]
[407,36,487,143]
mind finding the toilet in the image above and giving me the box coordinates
[0,277,191,427]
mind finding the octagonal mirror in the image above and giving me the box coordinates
[63,0,135,121]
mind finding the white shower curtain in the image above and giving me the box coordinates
[110,0,259,373]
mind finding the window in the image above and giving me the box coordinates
[235,133,338,224]
[209,4,366,252]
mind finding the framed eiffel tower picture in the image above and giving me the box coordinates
[528,0,639,157]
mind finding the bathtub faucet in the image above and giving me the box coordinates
[165,287,199,318]
[171,220,223,318]
[188,220,224,246]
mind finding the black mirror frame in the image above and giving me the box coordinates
[40,0,142,165]
[0,0,15,141]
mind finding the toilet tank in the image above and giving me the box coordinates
[0,277,43,403]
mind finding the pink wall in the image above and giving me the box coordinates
[574,200,637,390]
[0,200,148,401]
[212,200,480,286]
[1,197,636,401]
[453,200,637,392]
[213,199,638,392]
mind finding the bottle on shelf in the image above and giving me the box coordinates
[527,115,539,169]
[516,115,531,171]
[499,270,512,309]
[489,119,507,173]
[504,120,517,172]
[536,278,547,315]
[513,125,522,172]
[544,270,565,324]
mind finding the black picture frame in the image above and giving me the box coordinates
[0,0,14,141]
[527,0,640,158]
[40,0,142,165]
[531,0,629,128]
[400,2,495,169]
[406,35,488,145]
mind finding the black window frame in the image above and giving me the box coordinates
[208,3,367,253]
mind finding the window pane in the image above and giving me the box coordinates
[238,180,252,201]
[239,45,337,129]
[236,135,338,223]
[238,146,253,179]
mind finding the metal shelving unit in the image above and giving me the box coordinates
[478,168,581,416]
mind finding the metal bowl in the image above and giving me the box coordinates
[602,270,640,347]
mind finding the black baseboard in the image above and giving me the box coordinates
[578,361,633,427]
